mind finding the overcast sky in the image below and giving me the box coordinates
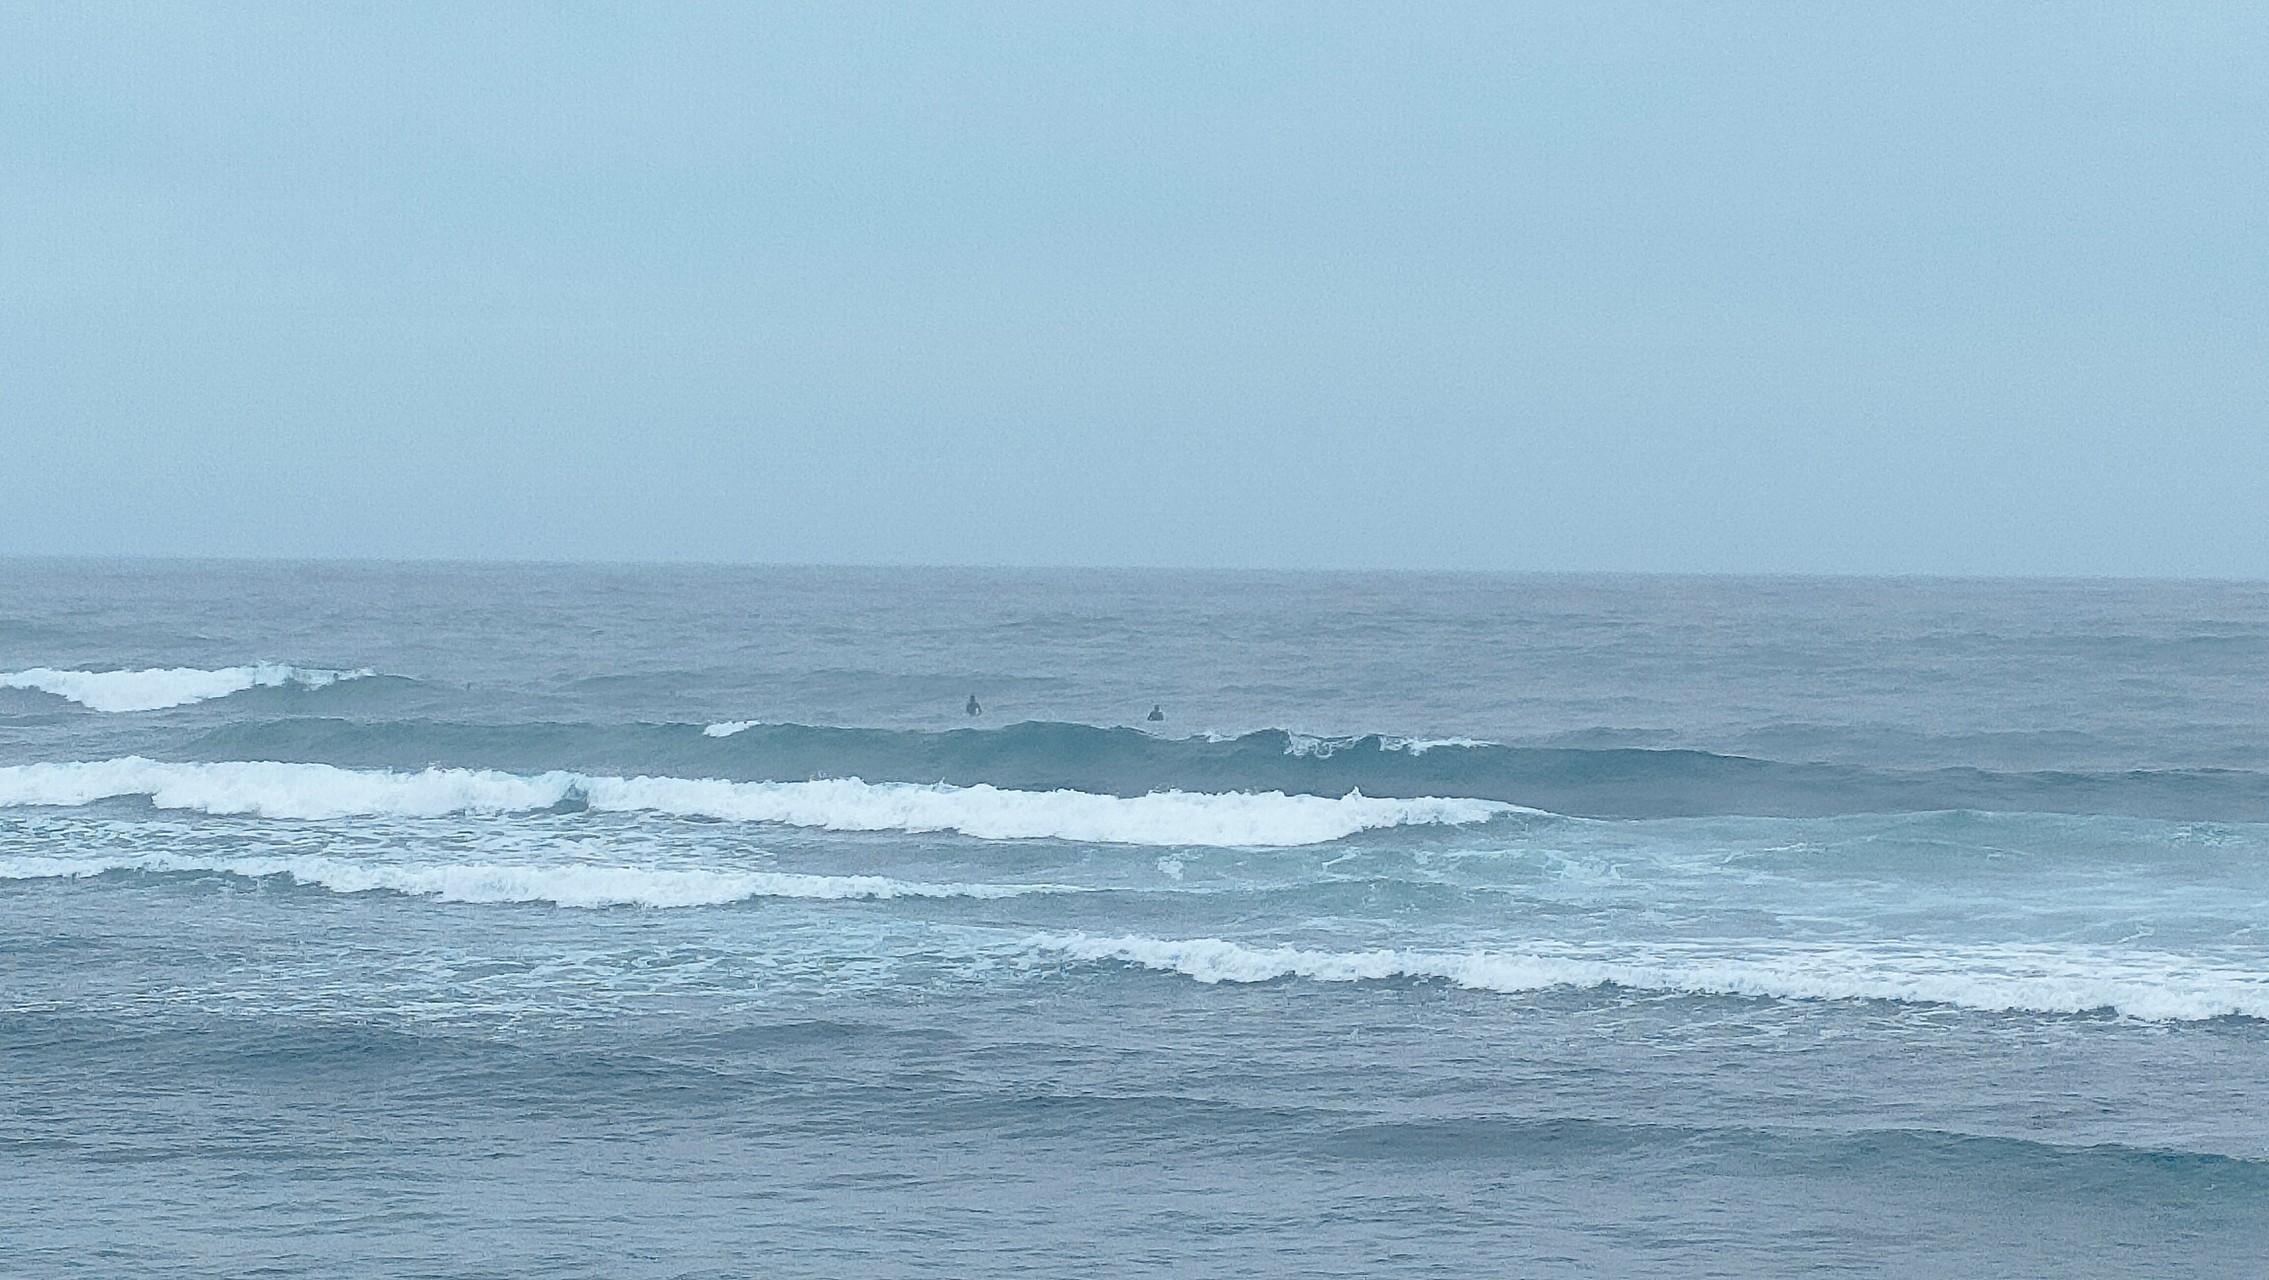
[4,3,2264,573]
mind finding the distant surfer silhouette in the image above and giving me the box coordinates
[966,694,982,716]
[1147,704,1164,722]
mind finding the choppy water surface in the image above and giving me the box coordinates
[4,562,2267,1277]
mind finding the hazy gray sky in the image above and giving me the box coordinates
[4,3,2264,573]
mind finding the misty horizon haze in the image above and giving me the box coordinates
[4,4,2264,575]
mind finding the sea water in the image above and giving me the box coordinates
[3,562,2266,1277]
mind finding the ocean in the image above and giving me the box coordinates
[3,561,2266,1277]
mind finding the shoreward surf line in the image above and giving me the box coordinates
[0,758,1523,846]
[1030,933,2269,1022]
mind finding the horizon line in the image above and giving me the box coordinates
[2,553,2263,587]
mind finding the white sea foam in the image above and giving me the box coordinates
[1283,732,1496,759]
[1033,933,2269,1022]
[0,758,1516,846]
[1381,736,1496,755]
[703,720,759,738]
[0,851,1063,908]
[0,664,372,712]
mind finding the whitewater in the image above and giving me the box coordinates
[0,662,369,711]
[6,563,2268,1279]
[0,757,1516,843]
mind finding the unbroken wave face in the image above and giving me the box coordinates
[0,757,1521,847]
[0,664,371,712]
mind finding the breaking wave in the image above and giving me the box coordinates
[171,718,2269,821]
[1035,933,2269,1022]
[0,758,1519,847]
[0,664,371,712]
[0,851,1065,908]
[1282,732,1496,758]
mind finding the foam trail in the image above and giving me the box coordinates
[1283,732,1496,759]
[0,852,1065,907]
[1381,736,1496,755]
[1034,933,2269,1022]
[704,720,758,737]
[0,664,371,712]
[0,758,1519,846]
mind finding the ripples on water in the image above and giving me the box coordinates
[4,564,2267,1277]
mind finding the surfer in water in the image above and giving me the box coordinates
[966,694,982,716]
[1147,704,1164,722]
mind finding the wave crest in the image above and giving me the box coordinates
[1034,933,2269,1022]
[0,851,1064,908]
[0,758,1519,847]
[185,718,2269,822]
[1283,732,1496,759]
[0,664,371,712]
